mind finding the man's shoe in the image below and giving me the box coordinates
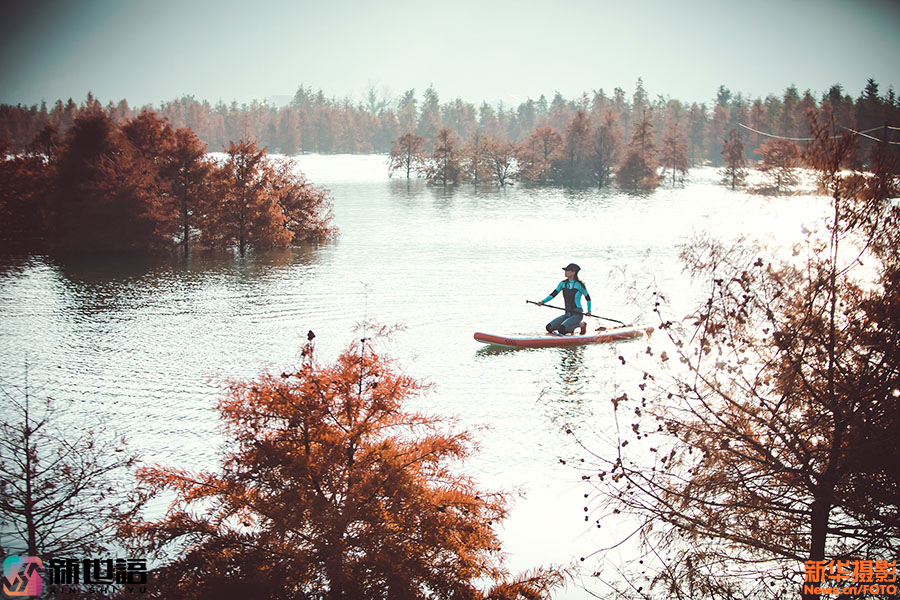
[579,322,587,335]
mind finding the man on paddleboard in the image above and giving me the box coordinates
[537,263,592,335]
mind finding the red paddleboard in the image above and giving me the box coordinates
[474,326,654,349]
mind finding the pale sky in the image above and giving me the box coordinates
[2,0,899,109]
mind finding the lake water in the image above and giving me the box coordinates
[0,155,821,598]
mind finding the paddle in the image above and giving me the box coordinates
[526,300,628,327]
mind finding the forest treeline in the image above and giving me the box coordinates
[0,108,336,253]
[1,78,897,167]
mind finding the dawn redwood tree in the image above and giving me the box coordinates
[267,158,338,243]
[484,138,517,187]
[552,110,593,185]
[122,332,566,600]
[572,111,900,600]
[163,127,215,254]
[0,134,55,246]
[516,126,562,184]
[658,121,689,186]
[720,127,747,190]
[52,110,172,253]
[616,110,658,192]
[756,137,800,195]
[202,139,273,255]
[589,109,622,188]
[427,128,462,186]
[0,374,135,557]
[460,131,493,185]
[388,132,425,179]
[123,112,216,254]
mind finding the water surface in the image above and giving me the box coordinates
[0,155,818,597]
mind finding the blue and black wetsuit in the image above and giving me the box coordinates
[543,280,592,334]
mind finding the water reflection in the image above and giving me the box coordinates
[554,345,588,397]
[387,178,427,200]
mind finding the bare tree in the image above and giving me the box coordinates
[0,369,136,558]
[570,111,900,599]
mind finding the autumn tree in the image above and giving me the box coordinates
[516,126,561,184]
[460,131,493,185]
[163,127,215,254]
[572,111,900,600]
[0,373,136,557]
[122,332,566,600]
[204,140,336,255]
[658,121,689,186]
[551,110,593,185]
[267,158,338,243]
[484,138,518,187]
[720,127,747,189]
[426,128,462,186]
[122,111,216,254]
[0,129,57,247]
[51,110,173,253]
[388,132,426,179]
[589,109,622,188]
[616,110,658,191]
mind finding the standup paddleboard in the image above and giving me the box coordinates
[474,326,653,349]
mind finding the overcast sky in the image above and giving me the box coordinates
[3,0,899,110]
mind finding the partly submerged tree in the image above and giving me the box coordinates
[460,131,493,185]
[388,132,426,180]
[426,128,462,186]
[0,371,136,558]
[51,110,173,253]
[484,138,518,187]
[203,140,336,256]
[551,110,593,186]
[164,128,216,254]
[517,126,562,184]
[616,110,658,191]
[589,109,622,189]
[572,111,900,599]
[122,331,567,600]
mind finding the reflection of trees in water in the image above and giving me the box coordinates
[49,246,323,318]
[387,178,427,202]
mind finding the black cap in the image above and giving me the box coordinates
[563,263,580,272]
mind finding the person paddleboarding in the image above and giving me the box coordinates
[536,263,592,335]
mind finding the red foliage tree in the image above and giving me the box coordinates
[388,132,426,179]
[484,138,517,187]
[616,111,658,191]
[460,131,493,185]
[268,158,338,243]
[552,110,592,185]
[164,128,216,253]
[589,109,622,188]
[0,131,56,246]
[426,128,462,186]
[516,126,562,183]
[52,110,172,253]
[122,334,566,599]
[202,141,335,255]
